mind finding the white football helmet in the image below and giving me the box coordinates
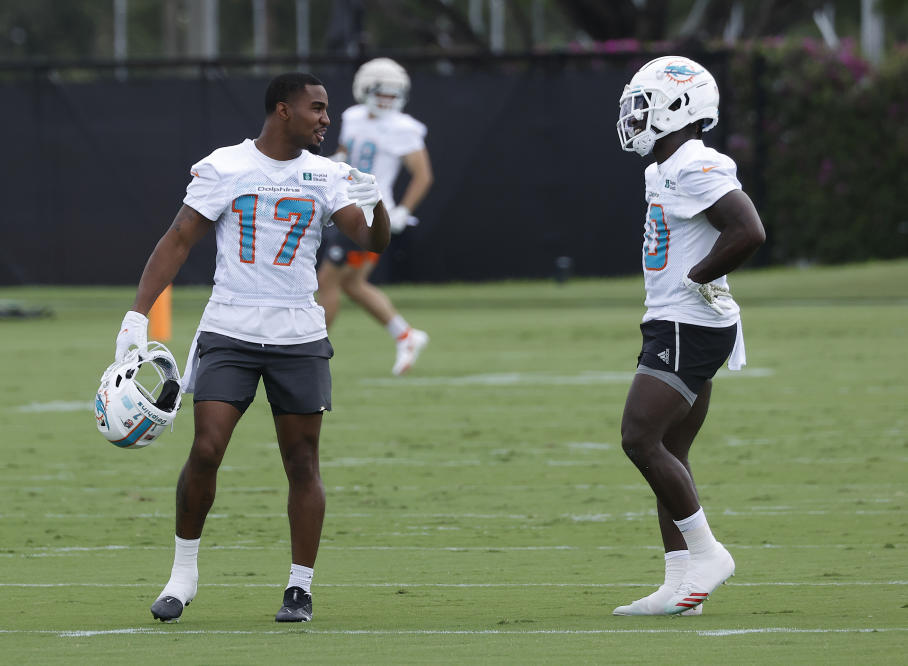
[95,342,182,449]
[353,58,410,118]
[617,56,719,156]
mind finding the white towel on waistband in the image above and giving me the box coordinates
[180,330,201,393]
[728,317,746,371]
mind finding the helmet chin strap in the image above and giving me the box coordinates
[632,130,656,156]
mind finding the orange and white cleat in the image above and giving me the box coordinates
[392,329,429,376]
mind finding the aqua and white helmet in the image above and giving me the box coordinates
[617,56,719,156]
[353,58,410,118]
[95,342,182,449]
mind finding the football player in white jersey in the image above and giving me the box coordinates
[112,73,390,623]
[611,56,765,616]
[318,57,433,376]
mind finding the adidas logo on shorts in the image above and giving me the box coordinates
[657,348,671,365]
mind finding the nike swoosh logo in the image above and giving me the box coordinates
[191,171,200,178]
[701,165,717,173]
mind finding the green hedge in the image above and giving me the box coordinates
[727,39,908,264]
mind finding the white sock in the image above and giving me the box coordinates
[673,508,719,555]
[386,315,410,340]
[662,550,690,588]
[288,563,314,593]
[159,535,199,603]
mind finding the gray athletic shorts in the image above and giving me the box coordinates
[193,331,333,415]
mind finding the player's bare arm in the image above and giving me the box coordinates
[399,148,434,211]
[331,201,391,253]
[688,189,766,283]
[131,205,214,313]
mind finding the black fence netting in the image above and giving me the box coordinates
[0,53,733,285]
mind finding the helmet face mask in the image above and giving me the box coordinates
[616,56,719,156]
[95,342,182,449]
[353,58,410,118]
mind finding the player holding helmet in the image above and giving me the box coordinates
[318,57,433,376]
[611,56,765,616]
[113,72,390,624]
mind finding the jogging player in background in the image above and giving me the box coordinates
[112,72,390,624]
[611,56,765,616]
[318,57,433,376]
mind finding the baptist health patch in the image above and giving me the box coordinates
[302,171,328,182]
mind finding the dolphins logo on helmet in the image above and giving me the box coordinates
[663,61,705,83]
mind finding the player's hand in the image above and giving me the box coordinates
[682,276,735,315]
[347,168,381,207]
[115,310,148,361]
[347,168,381,227]
[388,205,410,234]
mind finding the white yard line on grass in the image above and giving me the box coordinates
[0,627,905,638]
[2,542,903,557]
[2,581,906,588]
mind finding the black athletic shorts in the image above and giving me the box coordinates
[636,319,737,404]
[193,331,333,415]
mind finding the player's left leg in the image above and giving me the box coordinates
[262,339,332,622]
[276,412,325,567]
[273,411,324,622]
[661,387,735,615]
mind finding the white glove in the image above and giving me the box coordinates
[115,310,148,362]
[388,205,411,234]
[682,276,735,316]
[347,168,381,226]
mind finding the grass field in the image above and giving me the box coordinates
[1,260,906,664]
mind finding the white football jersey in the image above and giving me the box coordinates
[339,105,427,207]
[640,139,742,327]
[185,139,352,308]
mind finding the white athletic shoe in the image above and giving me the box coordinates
[392,329,429,376]
[613,584,703,616]
[663,543,735,615]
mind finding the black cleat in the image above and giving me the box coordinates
[275,586,312,622]
[151,596,190,622]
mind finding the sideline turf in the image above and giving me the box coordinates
[0,260,905,664]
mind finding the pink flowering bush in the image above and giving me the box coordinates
[729,39,908,263]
